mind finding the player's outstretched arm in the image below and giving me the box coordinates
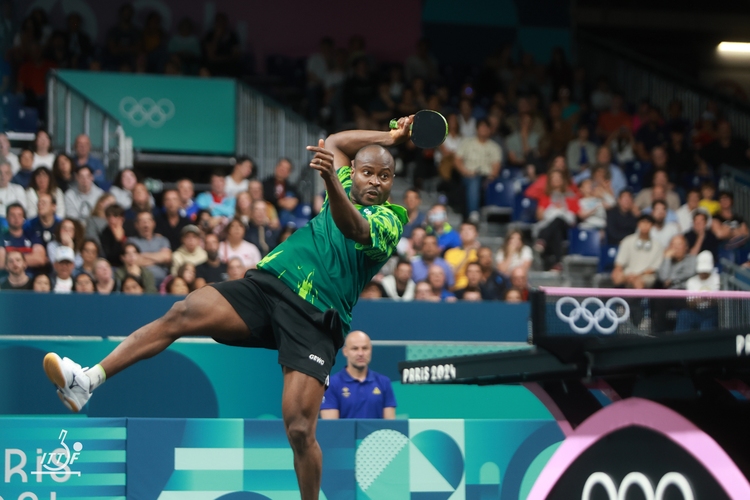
[324,115,414,169]
[308,140,372,245]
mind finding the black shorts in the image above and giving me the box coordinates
[210,269,344,384]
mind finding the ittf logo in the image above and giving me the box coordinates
[372,387,381,395]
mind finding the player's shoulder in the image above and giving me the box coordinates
[366,202,409,227]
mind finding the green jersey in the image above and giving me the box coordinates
[258,166,407,333]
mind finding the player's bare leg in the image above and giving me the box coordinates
[99,286,250,378]
[282,367,326,500]
[44,286,251,411]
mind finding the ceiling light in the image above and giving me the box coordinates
[718,42,750,53]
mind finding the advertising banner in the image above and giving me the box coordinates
[56,70,236,155]
[0,418,127,499]
[125,418,562,499]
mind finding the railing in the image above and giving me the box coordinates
[720,258,750,292]
[719,165,750,224]
[46,71,132,180]
[236,83,325,204]
[577,33,750,141]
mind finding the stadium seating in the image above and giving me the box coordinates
[567,227,601,257]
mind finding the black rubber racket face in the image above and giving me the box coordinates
[411,110,448,149]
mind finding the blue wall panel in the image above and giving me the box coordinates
[0,293,529,342]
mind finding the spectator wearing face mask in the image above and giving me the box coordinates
[424,204,461,252]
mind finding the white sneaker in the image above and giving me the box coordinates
[43,353,91,413]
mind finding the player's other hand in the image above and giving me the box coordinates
[307,139,336,179]
[389,115,414,145]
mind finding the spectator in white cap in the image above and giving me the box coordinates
[677,250,720,332]
[51,246,76,293]
[686,250,719,292]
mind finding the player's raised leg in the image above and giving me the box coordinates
[43,285,251,412]
[281,367,326,500]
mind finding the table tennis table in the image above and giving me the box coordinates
[398,288,750,499]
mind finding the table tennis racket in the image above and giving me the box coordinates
[390,110,448,149]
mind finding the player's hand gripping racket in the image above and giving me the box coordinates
[390,110,448,149]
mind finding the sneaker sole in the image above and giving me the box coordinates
[43,353,67,388]
[43,353,82,413]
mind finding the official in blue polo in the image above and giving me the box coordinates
[320,330,396,419]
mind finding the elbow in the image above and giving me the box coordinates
[324,134,338,151]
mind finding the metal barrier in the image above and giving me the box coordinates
[46,71,132,180]
[236,83,325,204]
[720,258,750,292]
[719,164,750,224]
[578,33,750,140]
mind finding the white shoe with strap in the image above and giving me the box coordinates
[43,353,92,413]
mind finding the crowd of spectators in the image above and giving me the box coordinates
[3,5,750,300]
[0,130,305,294]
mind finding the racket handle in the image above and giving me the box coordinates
[389,119,413,130]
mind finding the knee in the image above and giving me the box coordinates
[285,417,316,454]
[162,300,189,332]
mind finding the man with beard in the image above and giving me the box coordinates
[194,232,227,287]
[43,118,413,500]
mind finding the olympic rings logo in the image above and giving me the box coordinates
[582,471,694,500]
[555,296,629,335]
[119,97,175,128]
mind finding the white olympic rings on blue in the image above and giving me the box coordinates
[555,296,630,335]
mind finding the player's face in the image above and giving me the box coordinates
[350,158,394,206]
[344,335,372,370]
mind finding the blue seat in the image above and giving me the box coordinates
[290,203,313,228]
[598,244,618,273]
[293,203,312,219]
[1,94,22,129]
[624,161,651,193]
[513,195,537,223]
[500,167,521,180]
[484,179,515,208]
[9,106,38,132]
[568,227,601,257]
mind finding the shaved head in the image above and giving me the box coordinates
[354,145,394,169]
[349,145,395,206]
[343,330,372,371]
[345,330,371,347]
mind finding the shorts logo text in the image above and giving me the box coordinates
[309,354,325,366]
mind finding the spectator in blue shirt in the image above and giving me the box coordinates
[402,188,426,239]
[74,134,109,189]
[320,330,396,419]
[11,149,35,189]
[424,204,461,251]
[0,203,46,272]
[196,170,236,219]
[411,234,454,287]
[176,178,199,221]
[24,192,60,248]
